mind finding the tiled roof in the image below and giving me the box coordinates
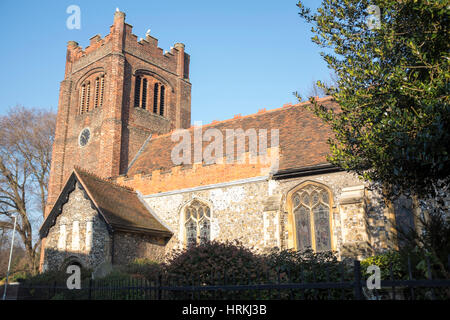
[40,168,172,238]
[74,168,171,235]
[127,97,337,176]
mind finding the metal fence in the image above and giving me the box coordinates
[15,259,450,300]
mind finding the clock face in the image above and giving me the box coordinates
[79,128,91,147]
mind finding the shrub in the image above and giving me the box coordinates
[163,242,352,300]
[165,240,268,283]
[125,258,162,282]
[361,251,404,280]
[263,248,353,299]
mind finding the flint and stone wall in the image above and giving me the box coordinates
[43,183,111,271]
[112,231,167,265]
[143,171,392,260]
[43,183,169,271]
[44,171,396,272]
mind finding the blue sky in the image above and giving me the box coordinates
[0,0,328,124]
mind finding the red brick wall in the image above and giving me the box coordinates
[115,150,276,195]
[46,11,191,216]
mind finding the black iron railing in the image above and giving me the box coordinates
[14,258,450,300]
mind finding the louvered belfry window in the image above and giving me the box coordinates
[79,84,86,114]
[94,75,105,109]
[80,74,104,114]
[134,75,141,108]
[153,83,159,114]
[159,85,165,116]
[85,82,90,113]
[134,75,166,116]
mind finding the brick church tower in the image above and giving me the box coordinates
[45,10,191,216]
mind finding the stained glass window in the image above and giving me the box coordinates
[314,204,331,251]
[292,184,332,252]
[295,206,311,250]
[184,200,211,246]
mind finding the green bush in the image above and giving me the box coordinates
[263,248,353,299]
[165,240,268,283]
[361,251,405,280]
[161,241,352,300]
[125,258,162,282]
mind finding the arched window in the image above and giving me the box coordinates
[79,81,91,114]
[290,183,332,252]
[134,75,168,116]
[184,200,211,246]
[134,75,149,109]
[79,74,104,114]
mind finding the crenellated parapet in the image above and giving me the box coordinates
[114,148,279,195]
[65,10,189,80]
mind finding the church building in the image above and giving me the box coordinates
[39,11,404,273]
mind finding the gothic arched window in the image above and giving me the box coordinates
[184,200,211,246]
[79,73,104,114]
[134,75,167,116]
[290,183,332,252]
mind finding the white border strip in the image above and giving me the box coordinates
[142,175,270,198]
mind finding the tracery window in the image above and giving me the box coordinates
[291,184,332,252]
[184,200,211,246]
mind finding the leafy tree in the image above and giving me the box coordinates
[0,106,56,273]
[296,0,449,200]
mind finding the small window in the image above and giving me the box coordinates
[94,78,100,108]
[134,75,141,108]
[142,78,147,110]
[79,84,86,114]
[184,200,211,246]
[85,82,90,113]
[99,76,105,107]
[153,83,159,114]
[160,85,165,116]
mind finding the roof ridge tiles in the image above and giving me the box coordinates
[74,166,135,192]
